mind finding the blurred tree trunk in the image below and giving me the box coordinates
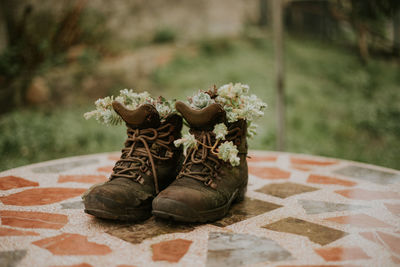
[356,23,369,63]
[0,0,24,47]
[394,9,400,56]
[0,4,8,54]
[273,0,286,151]
[259,0,271,27]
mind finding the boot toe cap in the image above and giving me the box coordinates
[152,197,200,221]
[152,185,227,222]
[83,182,152,221]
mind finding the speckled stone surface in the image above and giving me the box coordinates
[1,151,399,267]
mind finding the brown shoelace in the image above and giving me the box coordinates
[110,123,175,193]
[177,127,241,188]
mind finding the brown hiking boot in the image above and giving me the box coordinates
[83,101,183,221]
[152,101,248,222]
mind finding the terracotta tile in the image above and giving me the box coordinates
[256,182,318,198]
[307,174,356,187]
[212,197,282,227]
[291,164,312,171]
[360,232,378,243]
[0,188,86,206]
[376,231,400,255]
[58,174,107,184]
[392,255,400,264]
[0,176,39,190]
[290,157,338,166]
[152,239,192,263]
[207,232,292,266]
[384,203,400,216]
[326,214,391,228]
[32,233,112,255]
[247,155,277,163]
[51,264,93,267]
[335,188,400,200]
[360,231,400,255]
[0,227,39,236]
[97,166,114,173]
[314,247,370,261]
[263,217,347,245]
[249,166,291,179]
[106,217,195,245]
[0,210,68,229]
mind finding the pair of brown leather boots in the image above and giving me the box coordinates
[83,99,248,223]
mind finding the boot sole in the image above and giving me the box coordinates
[152,185,246,223]
[84,194,152,221]
[84,207,152,221]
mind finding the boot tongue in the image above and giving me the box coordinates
[175,101,226,130]
[112,101,160,129]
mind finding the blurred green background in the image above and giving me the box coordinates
[1,0,400,171]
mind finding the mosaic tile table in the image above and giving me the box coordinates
[1,151,400,267]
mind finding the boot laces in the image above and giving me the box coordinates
[110,123,175,193]
[177,127,241,188]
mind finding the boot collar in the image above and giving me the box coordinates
[175,101,226,130]
[112,101,161,129]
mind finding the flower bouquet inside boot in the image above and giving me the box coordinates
[152,83,266,222]
[82,90,182,221]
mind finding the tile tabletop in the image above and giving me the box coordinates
[0,151,399,267]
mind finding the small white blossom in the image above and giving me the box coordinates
[223,106,239,123]
[247,122,258,138]
[83,110,97,120]
[156,102,172,118]
[190,91,214,109]
[174,133,197,155]
[214,83,267,136]
[217,141,240,166]
[95,96,114,109]
[213,123,228,140]
[84,90,175,126]
[217,83,249,99]
[115,96,125,103]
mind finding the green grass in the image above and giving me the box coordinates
[0,108,125,171]
[1,36,399,171]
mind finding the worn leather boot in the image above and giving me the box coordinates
[152,101,248,222]
[83,101,183,221]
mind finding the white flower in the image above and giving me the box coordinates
[114,96,124,103]
[239,94,267,121]
[84,90,175,126]
[190,91,213,109]
[83,110,97,120]
[120,89,153,107]
[101,109,113,124]
[156,102,172,118]
[247,122,258,138]
[223,106,239,123]
[213,123,228,140]
[95,96,114,109]
[217,141,240,166]
[213,83,267,136]
[217,83,249,99]
[174,133,197,155]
